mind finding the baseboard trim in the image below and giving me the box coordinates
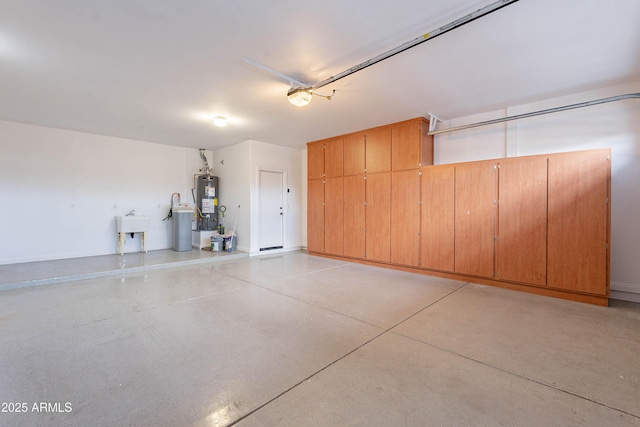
[611,281,640,295]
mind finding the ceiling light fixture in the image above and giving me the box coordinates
[287,87,313,107]
[213,116,227,127]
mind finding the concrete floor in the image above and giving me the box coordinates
[0,250,639,426]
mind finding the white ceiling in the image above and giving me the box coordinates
[1,0,639,150]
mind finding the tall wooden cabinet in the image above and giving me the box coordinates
[420,165,455,272]
[496,156,548,286]
[308,118,610,305]
[309,118,431,263]
[365,173,391,262]
[391,169,421,266]
[343,174,366,258]
[454,160,497,278]
[307,138,344,254]
[307,178,325,253]
[324,177,344,256]
[547,150,610,295]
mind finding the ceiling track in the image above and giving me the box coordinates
[427,93,640,136]
[310,0,520,91]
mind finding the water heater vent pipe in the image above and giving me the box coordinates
[199,149,212,178]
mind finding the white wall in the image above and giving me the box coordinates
[209,141,251,252]
[0,120,208,264]
[435,80,640,301]
[210,140,304,254]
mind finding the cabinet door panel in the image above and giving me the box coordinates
[454,161,497,278]
[497,157,547,285]
[308,143,324,179]
[365,173,391,263]
[365,128,391,173]
[421,165,455,272]
[344,134,365,176]
[391,170,420,266]
[392,121,421,171]
[548,150,609,295]
[307,179,325,253]
[324,177,344,256]
[324,139,343,178]
[343,175,366,258]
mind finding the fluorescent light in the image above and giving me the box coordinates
[213,116,227,127]
[287,87,312,107]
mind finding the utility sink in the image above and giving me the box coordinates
[115,215,150,233]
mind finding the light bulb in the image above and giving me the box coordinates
[213,116,227,127]
[287,87,312,107]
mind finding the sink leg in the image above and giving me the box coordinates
[142,232,148,253]
[118,232,125,255]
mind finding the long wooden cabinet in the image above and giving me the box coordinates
[308,119,610,305]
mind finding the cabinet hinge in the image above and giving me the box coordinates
[606,197,609,205]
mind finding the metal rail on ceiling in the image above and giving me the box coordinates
[310,0,520,91]
[427,93,640,136]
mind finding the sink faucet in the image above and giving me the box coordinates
[126,209,136,216]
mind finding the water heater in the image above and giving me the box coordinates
[195,174,219,230]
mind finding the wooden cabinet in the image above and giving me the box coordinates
[420,165,455,272]
[365,173,391,263]
[343,175,366,258]
[307,138,343,178]
[308,143,324,180]
[454,160,497,278]
[324,139,343,178]
[365,127,391,173]
[391,170,420,266]
[391,118,433,171]
[308,119,610,305]
[324,177,344,256]
[496,156,548,286]
[307,178,325,253]
[547,149,610,295]
[343,134,365,176]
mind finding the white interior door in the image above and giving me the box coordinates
[259,170,284,250]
